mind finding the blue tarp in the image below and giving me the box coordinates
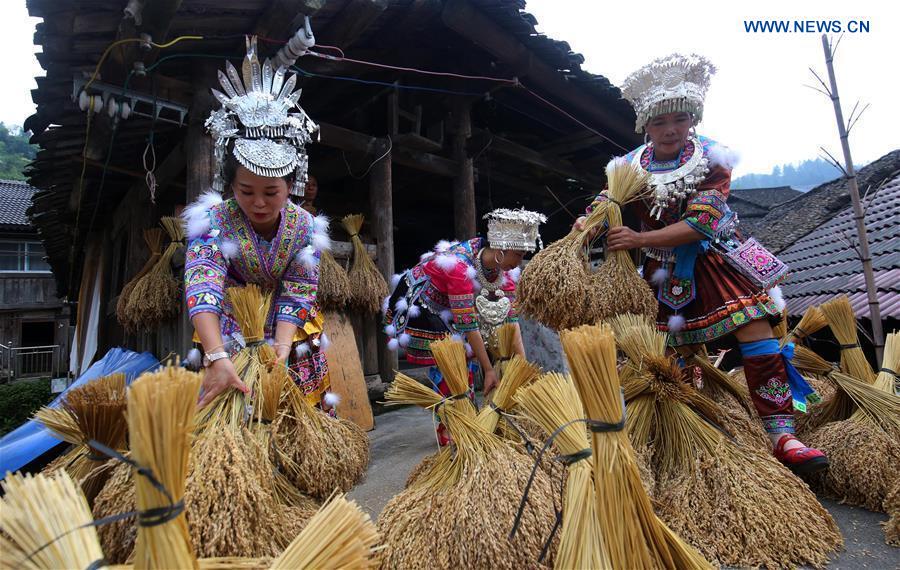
[0,347,159,478]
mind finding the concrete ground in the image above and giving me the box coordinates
[348,405,899,570]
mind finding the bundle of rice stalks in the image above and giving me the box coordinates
[186,424,314,558]
[317,249,352,311]
[123,217,184,331]
[128,366,200,569]
[0,471,104,570]
[559,323,711,569]
[885,479,900,546]
[821,294,876,383]
[379,337,559,569]
[872,330,899,395]
[673,343,770,454]
[270,494,380,569]
[489,322,519,378]
[600,319,843,567]
[116,228,163,330]
[270,381,369,501]
[800,335,900,511]
[36,373,129,503]
[589,163,657,323]
[515,372,606,569]
[340,214,389,314]
[476,354,540,434]
[517,193,612,331]
[93,460,137,563]
[781,304,828,347]
[803,420,900,511]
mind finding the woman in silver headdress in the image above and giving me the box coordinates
[182,37,332,410]
[576,54,827,473]
[384,209,545,445]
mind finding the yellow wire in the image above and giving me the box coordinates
[84,35,204,91]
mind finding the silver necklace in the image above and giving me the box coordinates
[472,249,510,346]
[632,136,710,220]
[474,249,505,295]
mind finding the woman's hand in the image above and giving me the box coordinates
[274,342,292,366]
[198,357,248,408]
[483,368,499,396]
[606,226,645,251]
[574,216,602,240]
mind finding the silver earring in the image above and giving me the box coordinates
[644,132,650,145]
[494,250,505,266]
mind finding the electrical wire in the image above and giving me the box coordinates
[342,136,393,180]
[84,35,203,91]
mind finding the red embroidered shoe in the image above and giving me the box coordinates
[774,434,829,474]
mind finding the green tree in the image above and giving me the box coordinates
[0,123,37,180]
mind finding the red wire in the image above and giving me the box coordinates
[523,88,628,153]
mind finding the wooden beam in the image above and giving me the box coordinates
[368,153,397,383]
[451,99,475,239]
[317,0,389,51]
[469,129,604,188]
[442,0,639,147]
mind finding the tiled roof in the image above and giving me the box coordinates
[777,171,900,319]
[731,186,803,208]
[754,150,900,252]
[0,180,37,230]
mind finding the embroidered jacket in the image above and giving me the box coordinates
[182,191,330,341]
[417,238,518,332]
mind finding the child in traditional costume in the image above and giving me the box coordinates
[577,54,827,473]
[384,209,545,444]
[182,37,334,410]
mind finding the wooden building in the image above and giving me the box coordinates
[24,0,639,383]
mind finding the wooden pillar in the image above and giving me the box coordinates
[451,99,476,239]
[368,148,397,383]
[180,61,219,356]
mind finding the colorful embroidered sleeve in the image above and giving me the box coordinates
[275,246,319,327]
[184,217,227,318]
[681,166,732,240]
[502,275,518,323]
[426,259,478,332]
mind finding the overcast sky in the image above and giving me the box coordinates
[1,1,896,177]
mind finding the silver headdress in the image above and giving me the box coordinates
[205,36,319,196]
[621,53,716,133]
[483,208,547,252]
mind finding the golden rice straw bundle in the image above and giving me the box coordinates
[515,372,607,570]
[270,494,380,569]
[559,323,710,570]
[803,419,900,511]
[517,200,611,331]
[673,343,769,454]
[380,338,559,569]
[270,381,369,501]
[340,214,389,314]
[108,558,273,570]
[117,228,164,330]
[821,294,876,383]
[885,480,900,546]
[92,460,137,563]
[0,471,104,570]
[124,218,184,331]
[317,249,352,311]
[590,163,657,323]
[128,366,200,570]
[603,320,843,567]
[36,374,129,501]
[871,330,899,396]
[489,322,519,377]
[476,354,541,434]
[781,304,828,347]
[185,424,313,558]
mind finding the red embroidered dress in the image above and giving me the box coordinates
[385,238,518,365]
[587,136,781,346]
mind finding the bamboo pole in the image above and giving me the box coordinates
[820,33,884,362]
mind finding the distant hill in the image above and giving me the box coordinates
[0,124,36,181]
[731,158,860,191]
